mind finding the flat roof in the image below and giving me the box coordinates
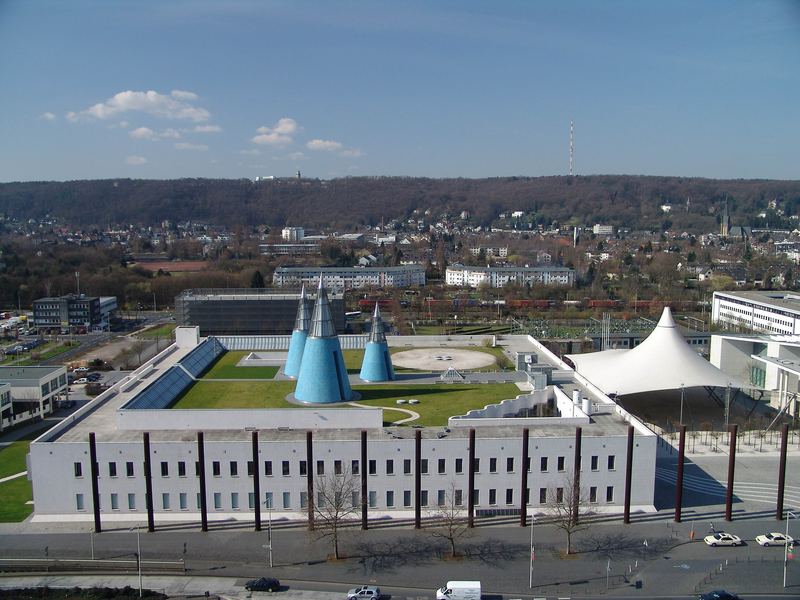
[41,335,646,445]
[715,290,800,314]
[0,365,65,381]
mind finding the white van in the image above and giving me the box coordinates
[436,581,481,600]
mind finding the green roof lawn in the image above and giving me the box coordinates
[203,351,278,380]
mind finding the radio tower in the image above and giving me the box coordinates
[569,120,574,176]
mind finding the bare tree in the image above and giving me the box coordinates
[545,473,591,555]
[428,482,471,558]
[313,467,360,560]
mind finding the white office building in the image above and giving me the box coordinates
[446,265,575,288]
[712,291,800,335]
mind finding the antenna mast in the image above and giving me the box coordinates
[569,120,574,176]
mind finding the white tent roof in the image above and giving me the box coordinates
[566,307,739,395]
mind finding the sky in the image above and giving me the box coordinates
[0,0,798,181]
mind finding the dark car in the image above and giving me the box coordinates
[700,591,739,600]
[245,577,280,592]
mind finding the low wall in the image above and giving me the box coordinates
[449,386,591,427]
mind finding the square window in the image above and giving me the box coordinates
[540,457,548,472]
[506,457,514,473]
[351,459,360,475]
[386,459,394,475]
[160,461,169,477]
[438,458,446,474]
[404,459,412,474]
[178,461,186,477]
[108,462,117,478]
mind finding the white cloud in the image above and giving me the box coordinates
[129,127,182,141]
[239,148,261,155]
[288,151,306,160]
[175,142,209,151]
[125,155,147,165]
[39,112,56,121]
[192,124,222,133]
[340,148,363,158]
[69,89,210,122]
[251,118,298,146]
[307,138,343,152]
[119,121,129,128]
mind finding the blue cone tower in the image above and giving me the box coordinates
[359,303,395,382]
[283,285,312,379]
[294,280,354,403]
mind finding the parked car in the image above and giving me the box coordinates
[699,591,739,600]
[755,532,794,546]
[346,586,381,600]
[245,577,280,592]
[703,532,742,547]
[73,367,89,373]
[73,378,88,385]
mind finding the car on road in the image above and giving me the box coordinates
[703,532,742,547]
[244,577,280,592]
[699,591,739,600]
[755,532,794,546]
[346,585,381,600]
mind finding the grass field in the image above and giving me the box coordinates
[137,323,176,339]
[0,342,73,366]
[203,351,278,380]
[0,441,33,522]
[171,379,521,426]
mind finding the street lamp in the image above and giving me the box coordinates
[784,510,797,588]
[130,525,142,597]
[529,514,536,589]
[263,497,274,568]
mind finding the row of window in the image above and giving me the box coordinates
[74,485,617,512]
[74,455,618,479]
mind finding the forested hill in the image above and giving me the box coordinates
[2,176,800,232]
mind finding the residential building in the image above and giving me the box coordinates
[446,265,575,288]
[469,247,508,258]
[273,265,425,291]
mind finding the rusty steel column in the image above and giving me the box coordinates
[725,424,737,522]
[777,423,789,521]
[306,430,314,530]
[197,431,208,532]
[520,428,529,527]
[361,430,368,530]
[415,429,422,529]
[252,430,261,531]
[468,428,476,528]
[88,432,102,533]
[572,427,582,525]
[624,424,634,524]
[674,425,686,523]
[142,432,155,532]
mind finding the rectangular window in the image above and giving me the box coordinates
[316,460,325,476]
[178,461,186,477]
[386,459,394,475]
[607,455,616,471]
[506,488,513,505]
[281,460,290,476]
[557,456,565,472]
[316,491,326,508]
[454,489,463,506]
[386,491,394,507]
[351,459,360,475]
[265,461,273,476]
[606,486,614,502]
[197,493,201,509]
[539,488,547,504]
[74,462,83,478]
[299,461,307,476]
[403,459,412,474]
[265,491,274,509]
[472,489,479,506]
[126,462,134,477]
[334,460,342,475]
[162,493,170,510]
[283,492,291,509]
[540,457,548,472]
[591,456,599,471]
[525,488,530,504]
[195,462,200,477]
[473,458,480,473]
[212,461,221,477]
[437,489,446,506]
[438,458,446,474]
[300,492,307,509]
[556,487,564,503]
[489,458,497,473]
[526,457,531,472]
[160,461,169,477]
[403,490,412,507]
[110,493,119,510]
[421,459,429,474]
[76,493,85,511]
[231,492,239,510]
[368,460,376,475]
[489,489,497,505]
[507,457,514,473]
[421,490,429,507]
[213,493,222,510]
[455,458,463,474]
[589,486,597,503]
[369,491,377,508]
[175,493,185,510]
[230,461,238,477]
[108,462,117,478]
[128,493,136,510]
[247,461,254,477]
[352,491,360,507]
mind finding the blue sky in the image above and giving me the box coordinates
[1,0,798,181]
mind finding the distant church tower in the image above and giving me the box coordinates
[283,285,311,379]
[359,303,395,382]
[720,198,730,237]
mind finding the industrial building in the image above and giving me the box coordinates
[273,265,425,292]
[174,288,346,336]
[445,265,575,288]
[712,290,800,335]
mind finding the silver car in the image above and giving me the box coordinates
[346,586,381,600]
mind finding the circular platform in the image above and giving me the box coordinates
[392,348,496,371]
